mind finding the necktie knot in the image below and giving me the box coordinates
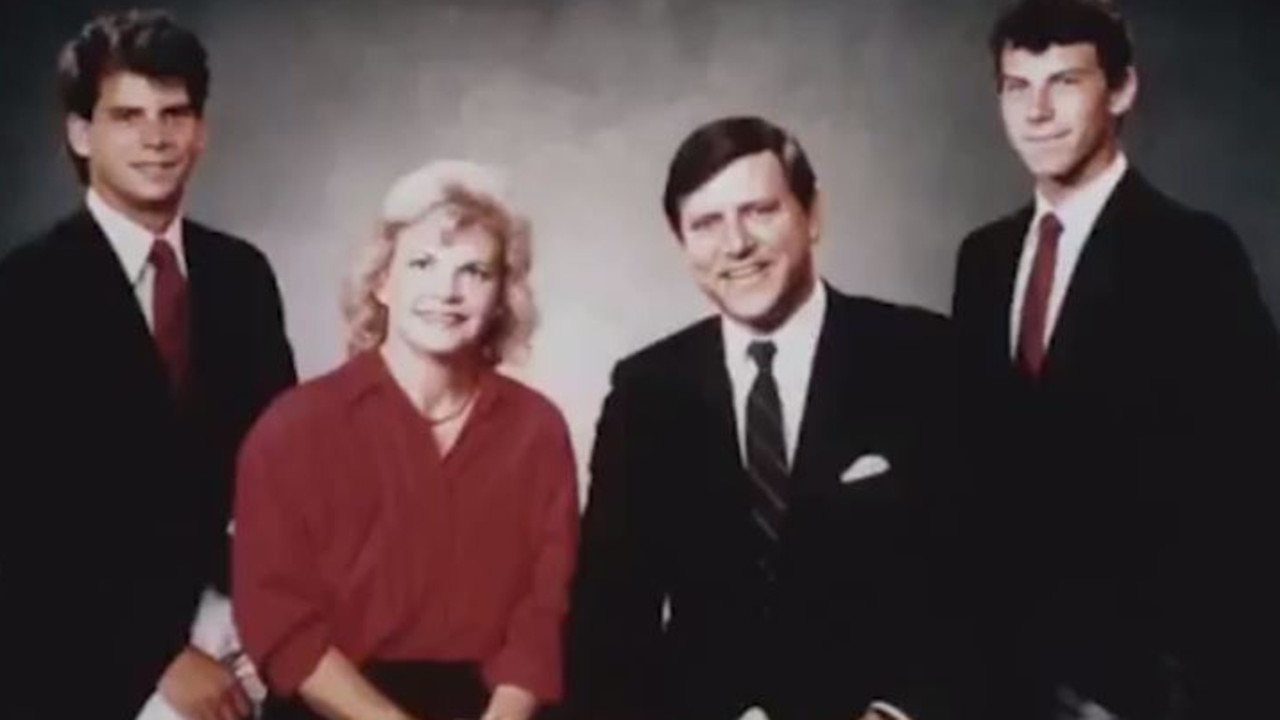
[1039,212,1063,245]
[150,238,179,271]
[747,340,777,373]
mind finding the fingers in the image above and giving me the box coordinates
[209,684,252,720]
[228,682,253,718]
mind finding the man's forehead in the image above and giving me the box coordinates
[1000,41,1103,75]
[682,151,787,212]
[99,71,193,102]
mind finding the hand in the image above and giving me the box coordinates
[479,683,537,720]
[158,645,253,720]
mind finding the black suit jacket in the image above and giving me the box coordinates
[951,170,1280,719]
[565,286,961,720]
[0,209,297,718]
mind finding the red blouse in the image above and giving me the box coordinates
[232,351,579,703]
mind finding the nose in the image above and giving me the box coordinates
[723,218,756,259]
[1026,85,1053,123]
[138,116,172,149]
[425,269,462,302]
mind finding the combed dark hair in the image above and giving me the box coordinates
[662,115,817,234]
[989,0,1134,88]
[58,8,209,181]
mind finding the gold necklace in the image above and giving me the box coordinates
[425,385,479,425]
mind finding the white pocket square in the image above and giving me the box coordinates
[840,453,890,483]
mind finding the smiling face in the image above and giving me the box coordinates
[998,42,1135,201]
[676,150,820,334]
[67,71,206,225]
[376,206,504,364]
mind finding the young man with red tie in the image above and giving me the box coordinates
[950,1,1280,718]
[0,10,296,719]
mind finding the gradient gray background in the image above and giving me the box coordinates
[3,0,1277,481]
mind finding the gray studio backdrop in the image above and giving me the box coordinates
[3,0,1277,488]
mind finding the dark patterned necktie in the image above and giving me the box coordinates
[745,340,789,573]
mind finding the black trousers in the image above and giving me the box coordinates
[261,660,489,720]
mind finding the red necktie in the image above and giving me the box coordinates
[149,238,190,395]
[1017,212,1062,378]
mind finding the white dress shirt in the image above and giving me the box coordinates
[721,280,827,466]
[86,188,187,330]
[1008,153,1129,355]
[85,190,264,717]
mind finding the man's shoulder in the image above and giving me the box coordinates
[611,315,719,387]
[958,204,1031,258]
[1109,171,1246,263]
[0,210,96,286]
[184,218,274,270]
[827,289,952,348]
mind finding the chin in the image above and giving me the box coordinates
[416,335,482,359]
[724,301,783,331]
[127,188,183,207]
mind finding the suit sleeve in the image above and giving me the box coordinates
[563,364,668,720]
[1167,217,1280,714]
[249,249,298,402]
[947,231,1019,720]
[482,410,580,703]
[877,314,973,720]
[0,255,27,590]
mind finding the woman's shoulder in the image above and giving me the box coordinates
[249,354,380,447]
[489,371,569,433]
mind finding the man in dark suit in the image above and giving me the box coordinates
[565,116,960,720]
[950,1,1280,718]
[0,10,296,719]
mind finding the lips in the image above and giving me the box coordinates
[131,161,180,179]
[720,263,768,282]
[414,309,466,325]
[1023,130,1069,144]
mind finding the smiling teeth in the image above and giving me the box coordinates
[725,266,762,279]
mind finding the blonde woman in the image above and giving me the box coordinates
[233,160,578,720]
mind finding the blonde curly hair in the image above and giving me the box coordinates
[341,159,536,365]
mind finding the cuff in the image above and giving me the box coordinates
[869,700,912,720]
[482,646,560,705]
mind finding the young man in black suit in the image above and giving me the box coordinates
[565,116,960,720]
[0,10,296,719]
[951,1,1280,718]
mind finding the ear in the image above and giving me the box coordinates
[66,114,91,160]
[374,270,391,306]
[805,188,824,246]
[192,115,209,155]
[1108,66,1138,117]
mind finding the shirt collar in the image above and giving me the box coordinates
[721,278,827,372]
[347,348,503,423]
[86,187,187,283]
[1033,152,1128,231]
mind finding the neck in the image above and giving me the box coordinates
[1036,141,1120,207]
[91,183,181,234]
[379,340,481,417]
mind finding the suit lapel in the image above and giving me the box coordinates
[1041,173,1136,379]
[993,206,1034,366]
[791,288,873,495]
[64,209,172,403]
[689,321,748,489]
[182,222,219,403]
